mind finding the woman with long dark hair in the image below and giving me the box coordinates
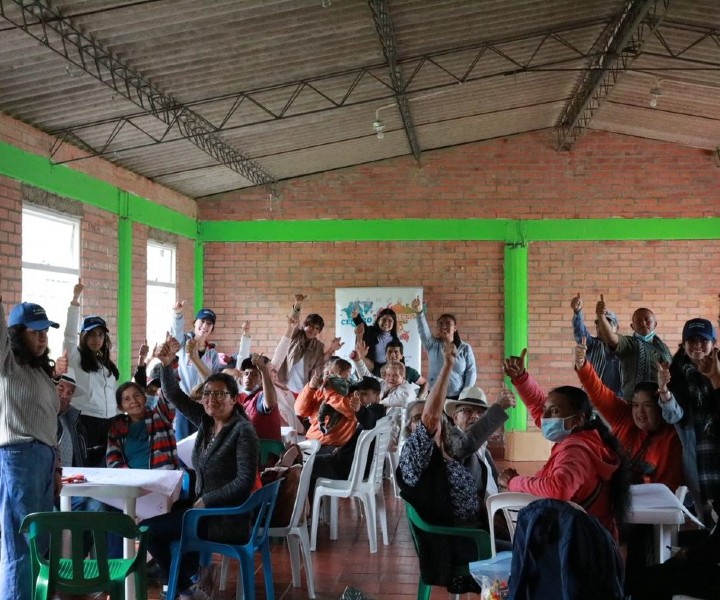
[0,296,62,600]
[352,307,400,374]
[63,279,119,466]
[499,348,631,540]
[411,298,477,399]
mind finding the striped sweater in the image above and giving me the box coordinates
[106,392,178,469]
[0,302,59,450]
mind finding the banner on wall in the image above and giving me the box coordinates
[335,287,423,372]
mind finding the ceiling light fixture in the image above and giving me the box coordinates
[372,120,385,140]
[320,0,332,7]
[649,80,662,108]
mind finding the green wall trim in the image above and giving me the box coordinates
[200,219,513,242]
[117,207,133,381]
[200,217,720,243]
[194,242,204,313]
[0,141,196,238]
[504,244,529,432]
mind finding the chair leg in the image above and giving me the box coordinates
[165,543,182,600]
[237,550,256,600]
[219,555,230,591]
[261,540,275,600]
[329,496,339,540]
[417,579,432,600]
[376,487,389,546]
[287,533,302,587]
[310,492,323,551]
[296,526,317,599]
[361,493,378,553]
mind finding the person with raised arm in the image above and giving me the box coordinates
[574,338,682,489]
[272,294,343,395]
[411,297,476,399]
[570,292,622,397]
[595,294,672,401]
[64,278,119,466]
[142,337,259,600]
[0,290,65,600]
[499,348,630,540]
[656,312,720,527]
[170,300,222,441]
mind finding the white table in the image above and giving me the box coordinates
[59,467,183,598]
[626,484,700,564]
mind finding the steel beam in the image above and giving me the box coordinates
[4,0,277,195]
[556,0,671,150]
[368,0,422,162]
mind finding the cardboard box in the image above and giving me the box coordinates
[504,430,552,462]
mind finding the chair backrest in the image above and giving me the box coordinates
[485,492,542,556]
[182,479,282,552]
[347,416,392,493]
[259,438,287,467]
[20,511,147,591]
[272,439,320,533]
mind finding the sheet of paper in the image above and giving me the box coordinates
[176,432,198,469]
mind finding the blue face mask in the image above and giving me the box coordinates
[540,414,577,442]
[241,384,261,395]
[634,331,656,343]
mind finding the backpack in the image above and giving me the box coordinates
[260,444,304,528]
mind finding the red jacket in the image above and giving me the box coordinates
[508,371,620,539]
[576,360,683,491]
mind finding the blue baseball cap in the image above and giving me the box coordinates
[195,308,216,325]
[8,302,59,331]
[80,315,108,333]
[682,318,716,343]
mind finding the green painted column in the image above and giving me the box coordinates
[504,241,529,431]
[117,191,133,381]
[194,241,204,312]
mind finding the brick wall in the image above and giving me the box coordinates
[199,130,720,413]
[0,176,22,305]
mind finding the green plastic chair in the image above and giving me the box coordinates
[404,502,491,600]
[259,438,287,468]
[20,511,149,600]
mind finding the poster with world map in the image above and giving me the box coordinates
[335,287,423,373]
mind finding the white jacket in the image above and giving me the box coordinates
[64,304,117,419]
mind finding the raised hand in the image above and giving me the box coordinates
[353,322,365,337]
[595,294,606,317]
[354,339,369,359]
[173,299,184,313]
[443,342,458,364]
[293,294,308,303]
[410,297,422,314]
[496,387,516,410]
[698,347,720,381]
[657,360,671,393]
[503,348,527,379]
[351,303,360,319]
[310,370,323,389]
[570,292,582,314]
[574,336,587,369]
[137,339,149,366]
[71,278,84,305]
[54,349,69,377]
[186,337,199,359]
[327,337,344,354]
[251,352,268,371]
[154,337,174,367]
[166,332,181,355]
[241,321,251,336]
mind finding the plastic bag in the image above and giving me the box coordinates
[479,575,509,600]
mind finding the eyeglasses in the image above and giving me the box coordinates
[456,406,484,417]
[202,390,230,400]
[409,414,423,423]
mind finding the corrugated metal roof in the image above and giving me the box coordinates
[0,0,717,199]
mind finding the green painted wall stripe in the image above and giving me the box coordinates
[0,141,196,238]
[200,217,720,243]
[200,219,513,242]
[117,207,133,381]
[525,218,720,241]
[194,242,204,312]
[504,244,529,432]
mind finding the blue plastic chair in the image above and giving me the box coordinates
[165,480,281,600]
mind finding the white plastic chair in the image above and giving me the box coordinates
[310,417,393,553]
[486,492,586,556]
[486,492,543,556]
[268,439,320,598]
